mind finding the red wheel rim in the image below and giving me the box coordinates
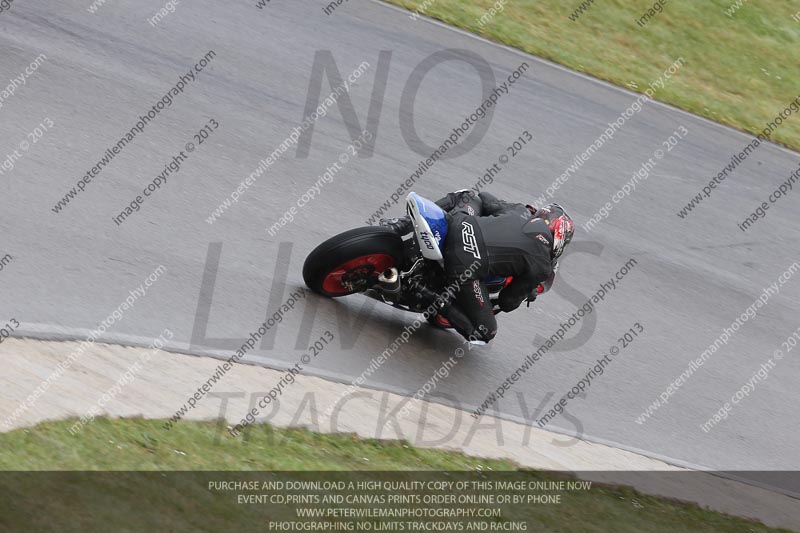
[321,254,395,294]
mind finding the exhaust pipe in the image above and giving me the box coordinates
[377,268,400,293]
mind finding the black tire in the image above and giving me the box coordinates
[303,226,404,297]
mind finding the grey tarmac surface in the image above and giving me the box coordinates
[1,0,799,484]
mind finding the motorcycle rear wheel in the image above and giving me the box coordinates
[303,227,404,297]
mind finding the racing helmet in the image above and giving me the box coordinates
[531,203,574,259]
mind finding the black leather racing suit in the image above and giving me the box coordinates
[433,190,555,343]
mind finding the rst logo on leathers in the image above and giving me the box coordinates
[472,280,485,306]
[461,221,481,259]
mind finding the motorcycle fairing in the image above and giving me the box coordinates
[406,192,448,261]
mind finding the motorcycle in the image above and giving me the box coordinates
[303,192,516,328]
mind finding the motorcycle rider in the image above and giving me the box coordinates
[382,190,574,345]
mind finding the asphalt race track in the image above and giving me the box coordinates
[2,0,799,484]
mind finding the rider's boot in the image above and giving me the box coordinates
[379,216,413,237]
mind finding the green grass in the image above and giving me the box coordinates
[384,0,800,151]
[0,418,789,532]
